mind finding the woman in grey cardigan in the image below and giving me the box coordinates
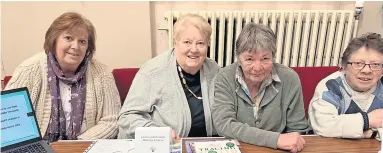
[212,23,310,153]
[117,14,220,139]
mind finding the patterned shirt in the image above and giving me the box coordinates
[235,65,281,120]
[59,80,87,134]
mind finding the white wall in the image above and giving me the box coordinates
[357,1,383,36]
[2,1,382,78]
[1,1,152,76]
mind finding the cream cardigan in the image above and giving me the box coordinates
[5,52,121,140]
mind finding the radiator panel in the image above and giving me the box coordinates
[165,10,357,67]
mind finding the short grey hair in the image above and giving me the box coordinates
[341,32,383,66]
[235,23,276,57]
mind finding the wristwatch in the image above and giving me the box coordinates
[371,128,378,138]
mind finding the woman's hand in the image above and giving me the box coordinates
[277,132,306,153]
[368,109,383,128]
[171,129,181,140]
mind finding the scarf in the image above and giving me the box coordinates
[43,51,90,142]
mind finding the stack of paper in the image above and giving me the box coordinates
[83,139,134,153]
[170,139,182,153]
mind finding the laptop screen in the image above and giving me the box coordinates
[1,89,40,148]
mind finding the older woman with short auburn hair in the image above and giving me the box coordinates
[309,33,383,141]
[212,23,310,153]
[118,14,221,139]
[5,12,121,142]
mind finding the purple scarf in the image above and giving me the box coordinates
[44,51,90,142]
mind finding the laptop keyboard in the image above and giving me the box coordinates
[9,143,47,153]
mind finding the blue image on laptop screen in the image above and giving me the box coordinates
[1,90,40,148]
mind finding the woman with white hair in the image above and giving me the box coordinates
[118,14,221,139]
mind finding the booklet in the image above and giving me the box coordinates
[185,139,241,153]
[135,127,171,153]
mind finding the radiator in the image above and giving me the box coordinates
[164,10,359,67]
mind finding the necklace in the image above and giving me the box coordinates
[177,65,203,100]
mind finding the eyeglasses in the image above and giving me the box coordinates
[347,62,383,71]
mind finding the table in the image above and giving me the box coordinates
[51,136,381,153]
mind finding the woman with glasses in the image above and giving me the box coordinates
[309,33,383,141]
[212,23,310,153]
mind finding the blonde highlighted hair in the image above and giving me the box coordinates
[173,14,212,45]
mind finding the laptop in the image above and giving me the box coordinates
[1,87,55,153]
